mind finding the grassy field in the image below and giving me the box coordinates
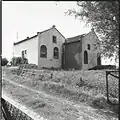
[2,67,119,115]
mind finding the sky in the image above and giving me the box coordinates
[2,1,117,65]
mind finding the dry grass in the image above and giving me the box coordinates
[2,67,119,114]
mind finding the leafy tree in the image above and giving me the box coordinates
[1,58,9,66]
[66,1,119,61]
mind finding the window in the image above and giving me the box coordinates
[40,45,47,58]
[88,44,90,50]
[54,47,59,59]
[21,50,27,58]
[52,36,57,43]
[21,50,24,58]
[25,50,27,54]
[84,51,88,64]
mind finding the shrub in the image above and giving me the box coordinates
[23,64,37,69]
[11,57,28,66]
[88,65,116,70]
[23,58,28,64]
[92,97,107,109]
[76,77,84,87]
[1,58,9,66]
[52,78,61,83]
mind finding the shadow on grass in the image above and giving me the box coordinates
[42,83,93,104]
[42,82,119,118]
[90,97,119,118]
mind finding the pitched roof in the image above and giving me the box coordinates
[54,28,66,39]
[13,35,38,45]
[14,26,66,46]
[64,34,86,44]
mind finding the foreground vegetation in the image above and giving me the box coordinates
[2,66,119,115]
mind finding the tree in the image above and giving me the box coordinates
[1,58,8,66]
[66,1,119,61]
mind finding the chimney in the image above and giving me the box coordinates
[52,25,56,28]
[26,37,29,39]
[37,32,40,35]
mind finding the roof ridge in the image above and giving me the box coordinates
[14,34,38,45]
[14,26,66,46]
[39,28,51,34]
[67,33,86,39]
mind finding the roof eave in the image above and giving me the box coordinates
[13,35,38,46]
[64,40,80,45]
[54,28,66,39]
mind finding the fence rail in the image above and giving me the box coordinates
[1,98,33,120]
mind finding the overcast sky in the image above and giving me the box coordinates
[2,1,116,65]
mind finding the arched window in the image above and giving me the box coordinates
[84,51,88,64]
[40,45,47,58]
[54,47,59,59]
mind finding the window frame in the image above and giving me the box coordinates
[21,50,25,58]
[87,44,90,50]
[53,47,59,59]
[24,50,27,54]
[84,50,88,64]
[52,35,57,44]
[40,45,47,58]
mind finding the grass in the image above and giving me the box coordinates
[2,67,119,115]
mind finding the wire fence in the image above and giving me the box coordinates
[105,70,119,104]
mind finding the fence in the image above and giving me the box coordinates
[1,98,33,120]
[105,70,119,104]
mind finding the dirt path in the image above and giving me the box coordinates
[2,77,118,120]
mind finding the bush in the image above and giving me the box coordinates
[1,58,9,66]
[11,57,28,66]
[22,64,38,69]
[92,97,107,109]
[23,58,28,64]
[76,77,84,87]
[88,65,116,70]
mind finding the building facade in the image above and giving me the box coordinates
[13,26,101,70]
[63,29,101,70]
[13,25,65,68]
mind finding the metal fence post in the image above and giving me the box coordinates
[106,71,109,103]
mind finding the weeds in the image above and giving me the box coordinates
[3,68,119,115]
